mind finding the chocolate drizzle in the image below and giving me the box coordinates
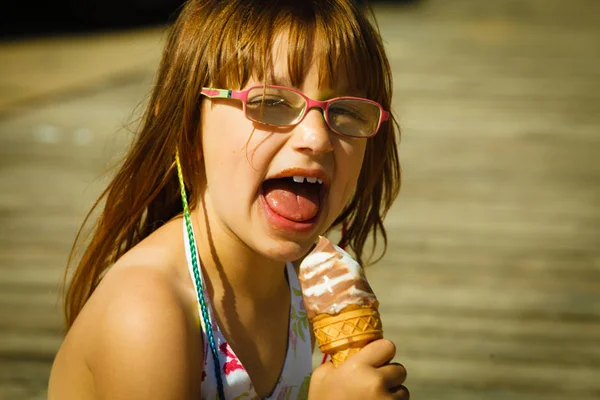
[298,236,378,319]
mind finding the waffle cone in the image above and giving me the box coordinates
[312,306,383,367]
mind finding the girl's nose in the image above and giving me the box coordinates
[289,109,334,155]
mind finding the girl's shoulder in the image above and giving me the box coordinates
[53,218,203,399]
[87,216,197,337]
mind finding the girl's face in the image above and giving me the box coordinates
[199,44,367,262]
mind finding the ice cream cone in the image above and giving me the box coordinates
[312,305,383,367]
[298,236,384,367]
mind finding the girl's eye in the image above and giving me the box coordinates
[247,96,290,107]
[329,105,367,122]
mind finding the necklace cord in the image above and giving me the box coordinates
[175,150,226,400]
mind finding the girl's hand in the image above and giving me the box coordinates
[308,339,409,400]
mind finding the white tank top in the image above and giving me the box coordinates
[183,221,313,399]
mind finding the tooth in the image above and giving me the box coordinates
[292,176,305,183]
[317,178,323,184]
[306,177,318,183]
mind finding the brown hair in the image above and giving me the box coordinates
[64,0,401,328]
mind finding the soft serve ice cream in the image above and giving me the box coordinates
[298,236,383,366]
[299,236,379,319]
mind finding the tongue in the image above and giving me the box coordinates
[263,179,320,222]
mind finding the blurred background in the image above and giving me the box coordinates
[1,0,599,399]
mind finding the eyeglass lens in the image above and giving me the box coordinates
[245,87,381,137]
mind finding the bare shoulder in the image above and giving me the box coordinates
[50,219,203,399]
[90,264,202,398]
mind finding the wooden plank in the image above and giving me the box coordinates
[1,0,599,398]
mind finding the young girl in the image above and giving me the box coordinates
[48,0,407,399]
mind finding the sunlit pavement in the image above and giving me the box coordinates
[1,1,599,398]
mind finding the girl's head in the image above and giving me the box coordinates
[65,0,400,326]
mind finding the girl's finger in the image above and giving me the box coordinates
[390,384,410,400]
[351,339,397,367]
[379,362,407,388]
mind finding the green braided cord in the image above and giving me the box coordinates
[175,150,225,400]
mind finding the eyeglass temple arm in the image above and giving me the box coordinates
[381,110,390,121]
[200,88,244,100]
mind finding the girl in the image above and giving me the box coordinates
[48,0,407,399]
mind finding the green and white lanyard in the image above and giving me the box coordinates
[175,150,226,400]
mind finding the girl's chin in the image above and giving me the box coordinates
[256,234,322,263]
[267,238,317,262]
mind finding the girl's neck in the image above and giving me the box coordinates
[189,207,287,303]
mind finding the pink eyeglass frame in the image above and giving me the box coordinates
[200,85,389,138]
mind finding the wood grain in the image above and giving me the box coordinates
[1,0,599,398]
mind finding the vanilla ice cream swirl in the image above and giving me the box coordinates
[298,236,378,319]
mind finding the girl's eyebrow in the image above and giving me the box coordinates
[270,76,294,87]
[267,76,365,99]
[321,87,365,98]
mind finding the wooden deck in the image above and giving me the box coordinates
[1,0,599,398]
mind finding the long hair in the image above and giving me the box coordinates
[64,0,401,328]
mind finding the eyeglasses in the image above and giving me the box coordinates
[200,85,389,138]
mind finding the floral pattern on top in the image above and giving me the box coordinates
[289,287,309,358]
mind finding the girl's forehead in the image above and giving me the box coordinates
[244,71,362,98]
[243,31,362,97]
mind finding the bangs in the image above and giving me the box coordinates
[203,0,389,103]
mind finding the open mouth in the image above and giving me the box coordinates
[261,175,326,224]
